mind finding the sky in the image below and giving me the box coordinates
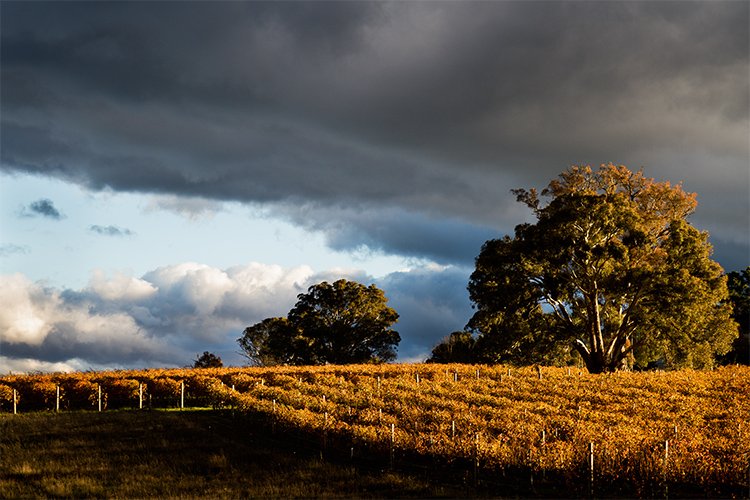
[1,1,748,373]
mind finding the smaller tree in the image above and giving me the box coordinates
[238,279,400,365]
[427,331,478,364]
[238,317,308,366]
[193,351,223,368]
[723,267,749,365]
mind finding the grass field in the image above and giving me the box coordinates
[0,410,474,499]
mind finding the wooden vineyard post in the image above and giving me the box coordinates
[180,381,185,409]
[56,385,60,412]
[415,373,420,385]
[272,400,277,435]
[589,442,594,497]
[539,430,547,481]
[139,383,143,410]
[390,423,395,469]
[453,371,458,382]
[451,420,456,439]
[12,389,17,415]
[474,432,480,486]
[98,384,102,412]
[664,440,669,498]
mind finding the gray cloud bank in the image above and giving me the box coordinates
[1,1,747,269]
[0,264,471,372]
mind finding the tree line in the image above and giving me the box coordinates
[235,164,748,373]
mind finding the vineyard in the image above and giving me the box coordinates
[1,364,749,497]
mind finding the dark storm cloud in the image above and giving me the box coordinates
[277,204,498,265]
[20,198,64,220]
[711,240,750,275]
[89,225,134,237]
[1,1,747,267]
[377,266,474,361]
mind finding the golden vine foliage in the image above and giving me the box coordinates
[1,364,748,490]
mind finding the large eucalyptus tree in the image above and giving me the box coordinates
[468,164,737,373]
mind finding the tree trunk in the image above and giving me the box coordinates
[573,339,617,374]
[588,350,608,374]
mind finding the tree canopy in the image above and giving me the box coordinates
[468,164,737,373]
[724,267,749,365]
[238,279,400,365]
[426,331,478,364]
[193,351,223,368]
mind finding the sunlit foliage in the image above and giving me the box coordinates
[469,164,737,373]
[238,279,400,365]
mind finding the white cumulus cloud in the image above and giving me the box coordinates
[0,274,58,345]
[1,262,473,373]
[88,270,157,302]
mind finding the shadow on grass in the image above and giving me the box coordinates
[0,410,469,498]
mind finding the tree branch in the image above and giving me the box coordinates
[544,293,575,327]
[572,339,591,369]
